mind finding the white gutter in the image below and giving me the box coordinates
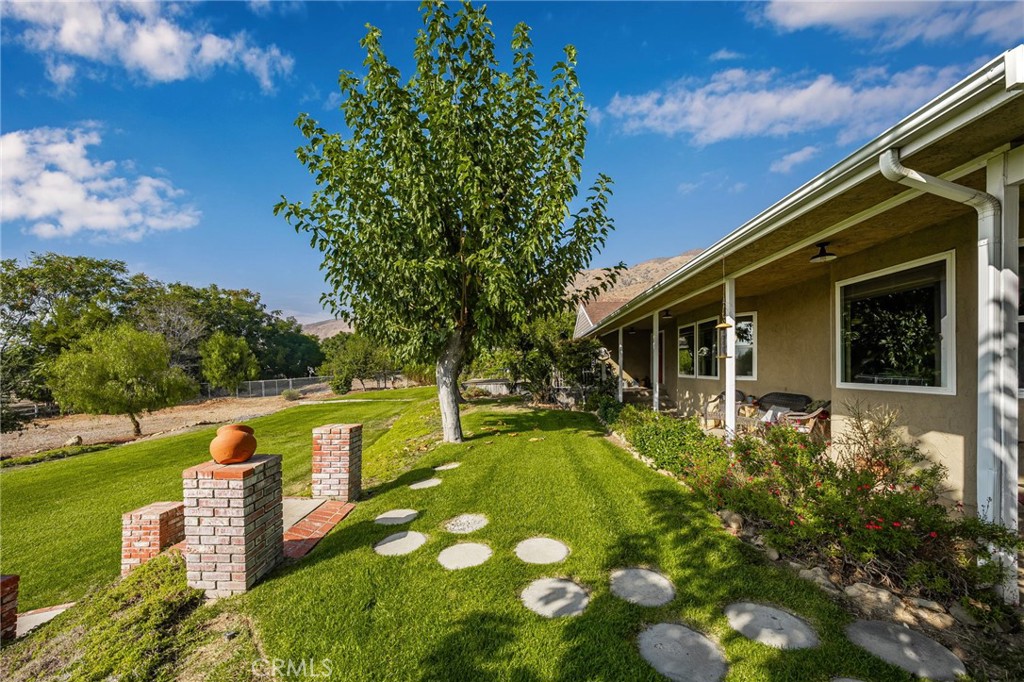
[880,147,1018,605]
[585,45,1021,339]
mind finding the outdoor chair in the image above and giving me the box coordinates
[702,389,748,428]
[781,401,831,437]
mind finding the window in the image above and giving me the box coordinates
[736,313,756,379]
[837,252,954,393]
[697,319,718,378]
[678,325,695,377]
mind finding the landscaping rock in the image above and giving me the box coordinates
[437,543,491,570]
[434,462,461,471]
[845,620,966,680]
[799,567,840,595]
[514,537,569,564]
[443,513,488,534]
[373,531,428,556]
[409,478,442,490]
[723,602,819,649]
[765,547,780,562]
[787,561,805,571]
[893,603,955,630]
[716,510,743,531]
[844,582,898,618]
[637,623,727,682]
[374,509,419,525]
[908,597,945,613]
[63,435,83,447]
[609,568,676,607]
[520,578,589,618]
[948,603,979,627]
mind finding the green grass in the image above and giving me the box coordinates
[0,399,432,610]
[328,385,438,401]
[0,443,116,469]
[243,405,913,681]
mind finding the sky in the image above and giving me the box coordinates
[2,1,1023,324]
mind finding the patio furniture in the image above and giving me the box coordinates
[702,390,748,428]
[754,392,812,413]
[781,401,831,437]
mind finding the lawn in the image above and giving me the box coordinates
[244,405,912,681]
[0,395,437,610]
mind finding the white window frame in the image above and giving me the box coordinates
[695,316,720,379]
[677,323,695,378]
[735,311,758,382]
[834,250,956,396]
[1018,240,1023,399]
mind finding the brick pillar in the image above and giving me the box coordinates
[121,501,185,575]
[312,424,362,502]
[1,574,18,642]
[182,455,283,598]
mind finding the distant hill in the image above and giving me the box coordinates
[572,248,702,302]
[302,318,353,340]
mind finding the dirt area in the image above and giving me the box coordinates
[0,386,337,459]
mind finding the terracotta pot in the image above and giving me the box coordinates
[210,424,257,464]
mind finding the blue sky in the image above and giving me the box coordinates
[2,1,1022,323]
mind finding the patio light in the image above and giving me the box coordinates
[627,326,636,335]
[810,242,837,263]
[661,309,672,320]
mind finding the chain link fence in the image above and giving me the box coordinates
[199,375,332,399]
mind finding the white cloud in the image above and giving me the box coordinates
[770,145,820,173]
[604,63,963,145]
[676,181,700,195]
[0,124,201,242]
[710,48,744,61]
[3,1,294,93]
[759,0,1024,48]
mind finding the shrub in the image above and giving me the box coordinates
[330,372,354,395]
[586,393,623,425]
[281,389,302,401]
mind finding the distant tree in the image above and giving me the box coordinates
[200,332,260,392]
[47,324,197,436]
[277,1,619,441]
[138,295,206,372]
[319,332,388,393]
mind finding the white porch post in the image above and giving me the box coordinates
[617,327,624,403]
[652,313,660,411]
[724,278,737,438]
[984,151,1021,604]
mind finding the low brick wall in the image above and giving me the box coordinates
[1,574,19,642]
[182,455,283,598]
[121,501,185,575]
[311,424,362,502]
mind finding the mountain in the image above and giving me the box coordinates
[302,318,353,340]
[572,248,703,302]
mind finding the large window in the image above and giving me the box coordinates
[696,318,718,378]
[736,313,756,379]
[678,325,695,377]
[837,253,954,393]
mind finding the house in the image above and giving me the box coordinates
[577,45,1024,600]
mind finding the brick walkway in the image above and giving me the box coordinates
[284,501,356,559]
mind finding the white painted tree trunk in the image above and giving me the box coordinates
[436,330,465,443]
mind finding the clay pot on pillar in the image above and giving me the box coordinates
[210,424,257,464]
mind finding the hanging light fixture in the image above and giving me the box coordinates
[627,326,636,335]
[810,242,837,263]
[716,260,732,359]
[661,309,672,320]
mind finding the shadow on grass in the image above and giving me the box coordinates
[468,409,606,440]
[419,612,541,682]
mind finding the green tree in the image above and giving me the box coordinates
[277,1,619,441]
[47,324,197,436]
[200,332,260,392]
[319,332,389,393]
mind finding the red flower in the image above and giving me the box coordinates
[789,520,795,526]
[929,531,938,538]
[892,522,901,528]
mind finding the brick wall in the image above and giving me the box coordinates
[182,455,283,598]
[1,574,18,642]
[121,501,185,575]
[311,424,362,502]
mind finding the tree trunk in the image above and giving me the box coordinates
[436,330,466,443]
[128,412,141,437]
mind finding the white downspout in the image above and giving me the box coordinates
[652,313,660,411]
[880,148,1018,605]
[617,327,624,403]
[724,278,737,439]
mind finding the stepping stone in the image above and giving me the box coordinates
[520,578,589,618]
[610,568,675,607]
[637,623,727,682]
[437,542,492,570]
[444,513,488,534]
[434,462,461,471]
[409,478,442,490]
[845,620,966,681]
[514,537,569,564]
[373,531,427,556]
[374,509,419,525]
[724,602,819,649]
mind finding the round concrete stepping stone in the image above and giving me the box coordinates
[637,623,727,682]
[434,462,461,471]
[845,620,966,681]
[444,513,488,534]
[520,578,589,618]
[373,531,427,556]
[374,509,419,525]
[724,602,819,649]
[437,542,492,570]
[610,568,676,607]
[409,477,442,490]
[514,537,569,564]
